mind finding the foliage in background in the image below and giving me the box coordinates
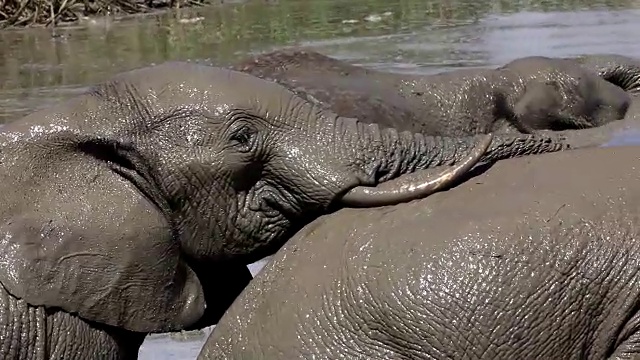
[0,0,225,28]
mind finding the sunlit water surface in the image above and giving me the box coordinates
[1,0,640,357]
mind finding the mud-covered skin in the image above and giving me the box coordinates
[543,97,640,149]
[0,285,144,360]
[0,62,569,358]
[232,49,631,137]
[573,54,640,93]
[200,145,640,360]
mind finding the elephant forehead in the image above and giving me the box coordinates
[105,62,295,114]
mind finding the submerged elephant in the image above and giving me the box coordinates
[231,49,634,137]
[0,62,570,359]
[200,144,640,360]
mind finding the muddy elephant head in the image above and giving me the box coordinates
[82,63,494,263]
[0,62,498,335]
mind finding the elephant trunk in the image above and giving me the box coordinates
[340,134,491,207]
[604,68,640,94]
[574,54,640,93]
[596,65,640,94]
[333,118,567,207]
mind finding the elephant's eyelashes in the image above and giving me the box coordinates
[229,127,253,147]
[228,123,258,153]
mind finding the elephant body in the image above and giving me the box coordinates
[232,49,633,136]
[0,62,571,358]
[200,144,640,359]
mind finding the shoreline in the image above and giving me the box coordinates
[0,0,233,29]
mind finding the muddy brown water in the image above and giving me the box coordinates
[1,0,640,357]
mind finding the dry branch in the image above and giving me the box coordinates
[0,0,208,28]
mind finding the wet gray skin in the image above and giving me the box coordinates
[231,49,635,137]
[0,62,570,359]
[200,144,640,360]
[572,53,640,93]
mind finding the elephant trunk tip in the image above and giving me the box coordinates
[339,133,493,207]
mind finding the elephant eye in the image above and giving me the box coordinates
[229,124,256,152]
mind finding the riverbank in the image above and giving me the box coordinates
[0,0,224,28]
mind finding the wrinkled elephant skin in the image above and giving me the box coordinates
[232,49,634,137]
[0,62,571,359]
[573,53,640,93]
[201,145,640,360]
[552,98,640,149]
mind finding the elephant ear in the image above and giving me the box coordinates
[0,166,206,333]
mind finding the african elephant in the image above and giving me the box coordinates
[231,49,634,137]
[0,61,569,359]
[200,143,640,360]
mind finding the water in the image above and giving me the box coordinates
[140,334,213,360]
[3,0,640,124]
[1,0,640,357]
